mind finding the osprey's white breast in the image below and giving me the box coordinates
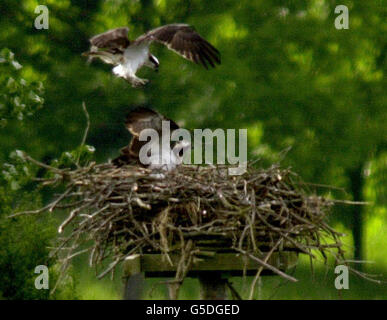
[123,44,150,74]
[147,144,177,171]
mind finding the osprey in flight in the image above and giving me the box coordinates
[112,107,190,171]
[83,24,221,87]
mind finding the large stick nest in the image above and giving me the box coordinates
[16,157,356,293]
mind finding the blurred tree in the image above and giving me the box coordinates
[0,150,77,299]
[0,48,76,299]
[0,48,44,127]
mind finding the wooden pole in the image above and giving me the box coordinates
[198,272,228,300]
[123,273,144,300]
[123,255,143,300]
[122,252,298,299]
[167,283,181,300]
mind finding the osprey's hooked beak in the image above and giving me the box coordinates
[149,54,159,72]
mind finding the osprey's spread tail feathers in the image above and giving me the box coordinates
[82,50,122,65]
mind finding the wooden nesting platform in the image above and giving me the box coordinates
[123,251,299,278]
[123,250,299,299]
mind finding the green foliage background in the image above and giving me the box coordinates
[0,0,385,299]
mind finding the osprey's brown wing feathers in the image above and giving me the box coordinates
[125,107,179,136]
[112,107,180,167]
[111,145,138,167]
[135,24,221,69]
[89,27,130,51]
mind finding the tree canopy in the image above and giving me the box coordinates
[0,0,386,299]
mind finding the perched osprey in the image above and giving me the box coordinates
[112,107,190,171]
[83,24,221,87]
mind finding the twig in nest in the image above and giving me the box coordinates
[233,247,298,283]
[226,280,242,300]
[248,237,283,300]
[76,101,90,166]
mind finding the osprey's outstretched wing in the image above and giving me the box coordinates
[83,27,130,65]
[89,27,130,51]
[134,24,221,69]
[125,107,179,136]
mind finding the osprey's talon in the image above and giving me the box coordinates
[131,78,149,88]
